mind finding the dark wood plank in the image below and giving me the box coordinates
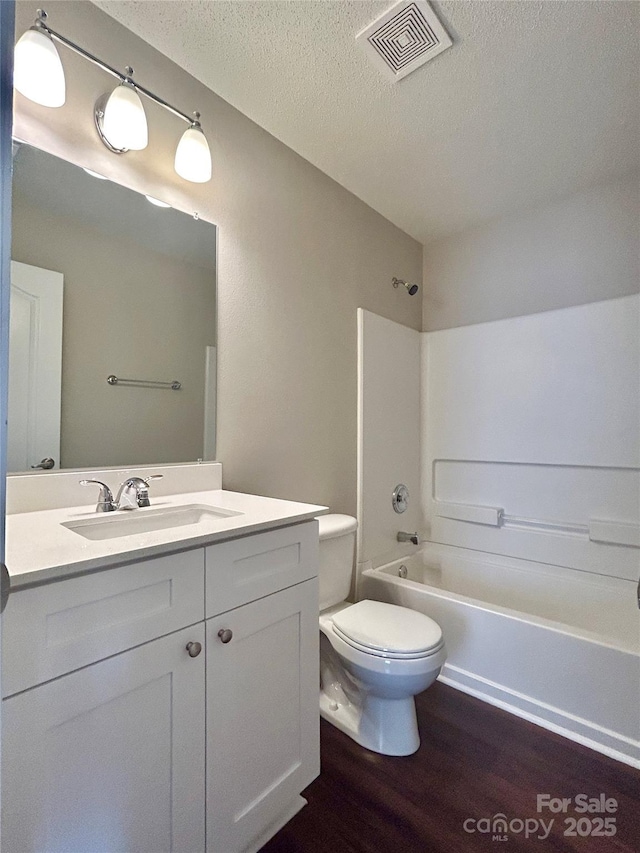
[261,682,640,853]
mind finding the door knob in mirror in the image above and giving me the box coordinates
[31,457,55,469]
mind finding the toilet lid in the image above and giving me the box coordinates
[332,600,442,656]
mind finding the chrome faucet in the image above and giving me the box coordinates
[116,475,163,510]
[397,531,419,545]
[79,474,163,512]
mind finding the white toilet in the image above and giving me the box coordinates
[318,514,446,756]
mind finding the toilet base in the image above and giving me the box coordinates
[320,689,420,756]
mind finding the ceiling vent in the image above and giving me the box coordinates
[357,0,452,82]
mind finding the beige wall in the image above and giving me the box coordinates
[13,1,422,512]
[12,195,215,469]
[422,175,640,331]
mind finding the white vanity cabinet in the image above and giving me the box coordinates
[204,521,320,853]
[3,624,206,853]
[2,520,320,853]
[206,579,319,853]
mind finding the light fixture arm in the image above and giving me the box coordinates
[32,8,197,127]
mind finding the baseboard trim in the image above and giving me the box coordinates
[439,663,640,770]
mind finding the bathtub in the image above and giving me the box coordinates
[360,544,640,768]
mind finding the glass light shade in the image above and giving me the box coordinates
[14,28,66,107]
[102,82,148,151]
[174,125,212,183]
[83,168,108,180]
[145,195,171,208]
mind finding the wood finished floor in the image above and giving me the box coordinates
[261,683,640,853]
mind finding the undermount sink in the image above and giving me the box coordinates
[62,504,243,541]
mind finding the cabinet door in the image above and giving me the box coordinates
[206,579,319,853]
[3,624,205,853]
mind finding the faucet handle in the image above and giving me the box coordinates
[117,474,163,509]
[79,479,116,513]
[137,474,163,507]
[142,474,163,486]
[138,474,163,507]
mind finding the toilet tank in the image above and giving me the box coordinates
[317,514,358,611]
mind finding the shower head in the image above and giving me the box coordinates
[392,277,419,296]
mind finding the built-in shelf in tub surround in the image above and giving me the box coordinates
[5,488,328,589]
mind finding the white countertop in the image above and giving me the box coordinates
[6,489,329,589]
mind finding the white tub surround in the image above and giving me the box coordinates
[422,295,640,581]
[361,545,640,769]
[357,309,422,570]
[356,297,639,767]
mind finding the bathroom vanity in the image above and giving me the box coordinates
[3,81,325,852]
[2,472,326,853]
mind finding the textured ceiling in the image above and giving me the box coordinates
[94,0,640,244]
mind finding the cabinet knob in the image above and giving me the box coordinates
[186,641,202,657]
[218,628,233,644]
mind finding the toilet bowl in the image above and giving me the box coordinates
[317,515,446,756]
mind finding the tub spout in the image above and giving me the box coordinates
[397,531,419,545]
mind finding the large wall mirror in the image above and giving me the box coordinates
[9,143,217,473]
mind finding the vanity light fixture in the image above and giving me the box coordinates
[14,9,212,183]
[175,114,212,184]
[13,13,65,107]
[96,70,148,153]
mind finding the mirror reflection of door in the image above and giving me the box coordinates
[8,260,63,471]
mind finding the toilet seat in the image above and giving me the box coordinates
[322,618,446,679]
[331,600,443,660]
[332,628,444,660]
